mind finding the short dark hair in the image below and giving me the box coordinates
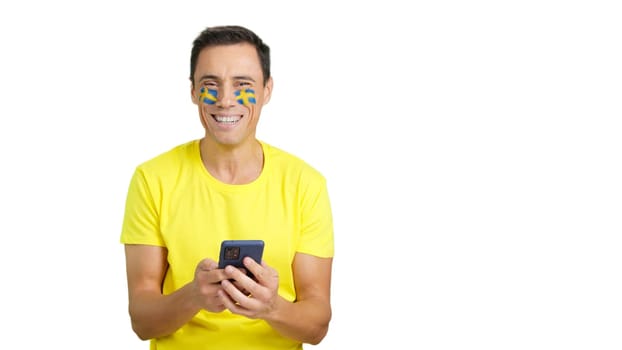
[190,25,271,86]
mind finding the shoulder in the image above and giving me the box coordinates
[135,139,198,176]
[262,141,327,185]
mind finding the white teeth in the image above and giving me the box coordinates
[214,115,241,124]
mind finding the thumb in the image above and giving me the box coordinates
[197,258,218,272]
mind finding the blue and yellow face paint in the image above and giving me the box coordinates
[200,87,218,105]
[235,88,256,106]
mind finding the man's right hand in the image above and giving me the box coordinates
[192,258,229,313]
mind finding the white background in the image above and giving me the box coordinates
[1,1,620,349]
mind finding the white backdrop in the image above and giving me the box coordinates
[1,1,621,349]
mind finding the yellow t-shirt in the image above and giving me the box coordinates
[120,139,334,350]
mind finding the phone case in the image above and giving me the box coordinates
[218,240,265,271]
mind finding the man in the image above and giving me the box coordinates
[120,25,334,349]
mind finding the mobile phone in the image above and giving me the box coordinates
[218,240,264,277]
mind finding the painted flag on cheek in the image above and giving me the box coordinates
[235,89,256,106]
[200,87,218,105]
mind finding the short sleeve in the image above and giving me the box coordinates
[119,167,165,246]
[297,175,334,258]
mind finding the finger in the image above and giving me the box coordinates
[223,265,257,296]
[231,280,251,296]
[223,265,251,283]
[218,266,246,289]
[206,294,226,313]
[218,288,242,314]
[243,257,263,281]
[223,295,247,316]
[215,293,227,309]
[197,261,229,284]
[197,258,218,271]
[220,281,251,307]
[220,279,256,310]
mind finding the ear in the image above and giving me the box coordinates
[262,77,274,106]
[190,80,198,105]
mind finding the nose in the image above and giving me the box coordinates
[217,85,236,108]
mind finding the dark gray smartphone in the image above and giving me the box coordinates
[218,240,264,277]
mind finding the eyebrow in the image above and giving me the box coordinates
[197,74,219,83]
[232,75,256,82]
[197,74,256,83]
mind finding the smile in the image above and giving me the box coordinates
[212,114,242,124]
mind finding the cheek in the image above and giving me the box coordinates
[247,104,257,119]
[198,105,210,128]
[235,88,257,107]
[199,88,218,105]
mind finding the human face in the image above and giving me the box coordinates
[191,43,273,148]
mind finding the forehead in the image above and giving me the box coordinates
[194,43,263,82]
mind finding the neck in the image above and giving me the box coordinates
[199,138,264,185]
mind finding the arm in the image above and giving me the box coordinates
[267,252,333,344]
[124,244,227,340]
[220,252,333,344]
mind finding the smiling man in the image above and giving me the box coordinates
[191,40,270,183]
[120,25,335,350]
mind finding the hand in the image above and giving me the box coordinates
[192,258,229,313]
[218,257,280,319]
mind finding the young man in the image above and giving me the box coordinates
[120,25,334,349]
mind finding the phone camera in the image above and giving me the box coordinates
[224,246,240,260]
